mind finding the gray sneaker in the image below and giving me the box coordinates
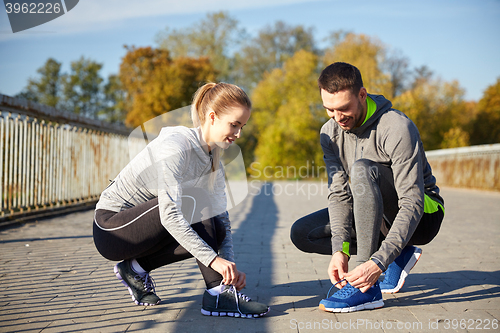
[201,285,270,318]
[114,260,160,306]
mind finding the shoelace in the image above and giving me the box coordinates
[135,273,156,293]
[326,279,350,298]
[216,284,251,315]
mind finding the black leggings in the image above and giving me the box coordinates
[93,189,225,289]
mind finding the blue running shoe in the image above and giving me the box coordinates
[319,281,384,313]
[380,246,422,294]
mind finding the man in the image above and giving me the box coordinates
[290,62,444,313]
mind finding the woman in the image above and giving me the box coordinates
[93,82,269,318]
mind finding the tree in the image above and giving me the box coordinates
[101,74,127,123]
[469,77,500,145]
[155,11,244,82]
[119,46,216,128]
[234,21,317,91]
[250,50,325,178]
[61,57,104,118]
[384,49,411,97]
[393,75,469,150]
[323,33,393,98]
[16,58,62,107]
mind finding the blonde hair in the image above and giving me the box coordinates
[191,82,251,190]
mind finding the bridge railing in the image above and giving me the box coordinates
[426,143,500,192]
[0,94,144,224]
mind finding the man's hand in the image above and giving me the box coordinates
[328,251,348,288]
[344,260,382,293]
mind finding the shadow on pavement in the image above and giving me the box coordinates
[0,235,92,243]
[170,182,279,332]
[267,270,500,312]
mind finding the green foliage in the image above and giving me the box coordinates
[16,15,500,170]
[155,11,244,82]
[250,50,325,178]
[469,78,500,145]
[61,57,104,118]
[234,21,317,91]
[101,74,127,123]
[323,33,393,99]
[393,77,469,150]
[16,58,62,107]
[15,57,124,123]
[441,127,470,149]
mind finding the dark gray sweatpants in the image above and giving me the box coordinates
[290,159,443,268]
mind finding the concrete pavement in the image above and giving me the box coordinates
[1,181,499,332]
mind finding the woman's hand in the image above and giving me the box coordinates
[210,256,245,288]
[234,270,246,291]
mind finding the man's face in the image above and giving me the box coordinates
[321,88,367,131]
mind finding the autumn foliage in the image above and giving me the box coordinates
[119,46,216,128]
[17,12,500,174]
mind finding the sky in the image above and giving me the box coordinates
[0,0,499,101]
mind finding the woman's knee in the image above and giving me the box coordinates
[213,216,226,246]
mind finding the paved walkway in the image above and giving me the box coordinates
[1,182,499,332]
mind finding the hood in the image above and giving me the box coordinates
[349,94,393,136]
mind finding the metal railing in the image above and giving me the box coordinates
[0,94,143,224]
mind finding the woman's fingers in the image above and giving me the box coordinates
[210,257,240,286]
[223,261,237,285]
[235,271,246,290]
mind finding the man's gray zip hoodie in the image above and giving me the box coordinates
[320,93,444,270]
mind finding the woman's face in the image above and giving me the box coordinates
[207,106,251,150]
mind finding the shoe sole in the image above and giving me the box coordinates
[319,300,384,313]
[114,264,160,306]
[381,248,422,294]
[201,307,270,318]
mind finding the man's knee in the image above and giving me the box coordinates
[290,217,309,251]
[351,159,379,182]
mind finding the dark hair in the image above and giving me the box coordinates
[318,62,363,94]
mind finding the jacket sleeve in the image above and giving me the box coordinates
[320,130,353,255]
[370,119,425,270]
[156,141,219,268]
[213,163,235,262]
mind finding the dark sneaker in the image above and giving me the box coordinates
[114,260,160,306]
[201,285,270,318]
[380,246,422,293]
[319,281,384,313]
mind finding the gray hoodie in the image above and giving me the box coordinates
[95,126,234,267]
[320,94,443,269]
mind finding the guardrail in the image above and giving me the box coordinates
[0,94,143,225]
[426,144,500,192]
